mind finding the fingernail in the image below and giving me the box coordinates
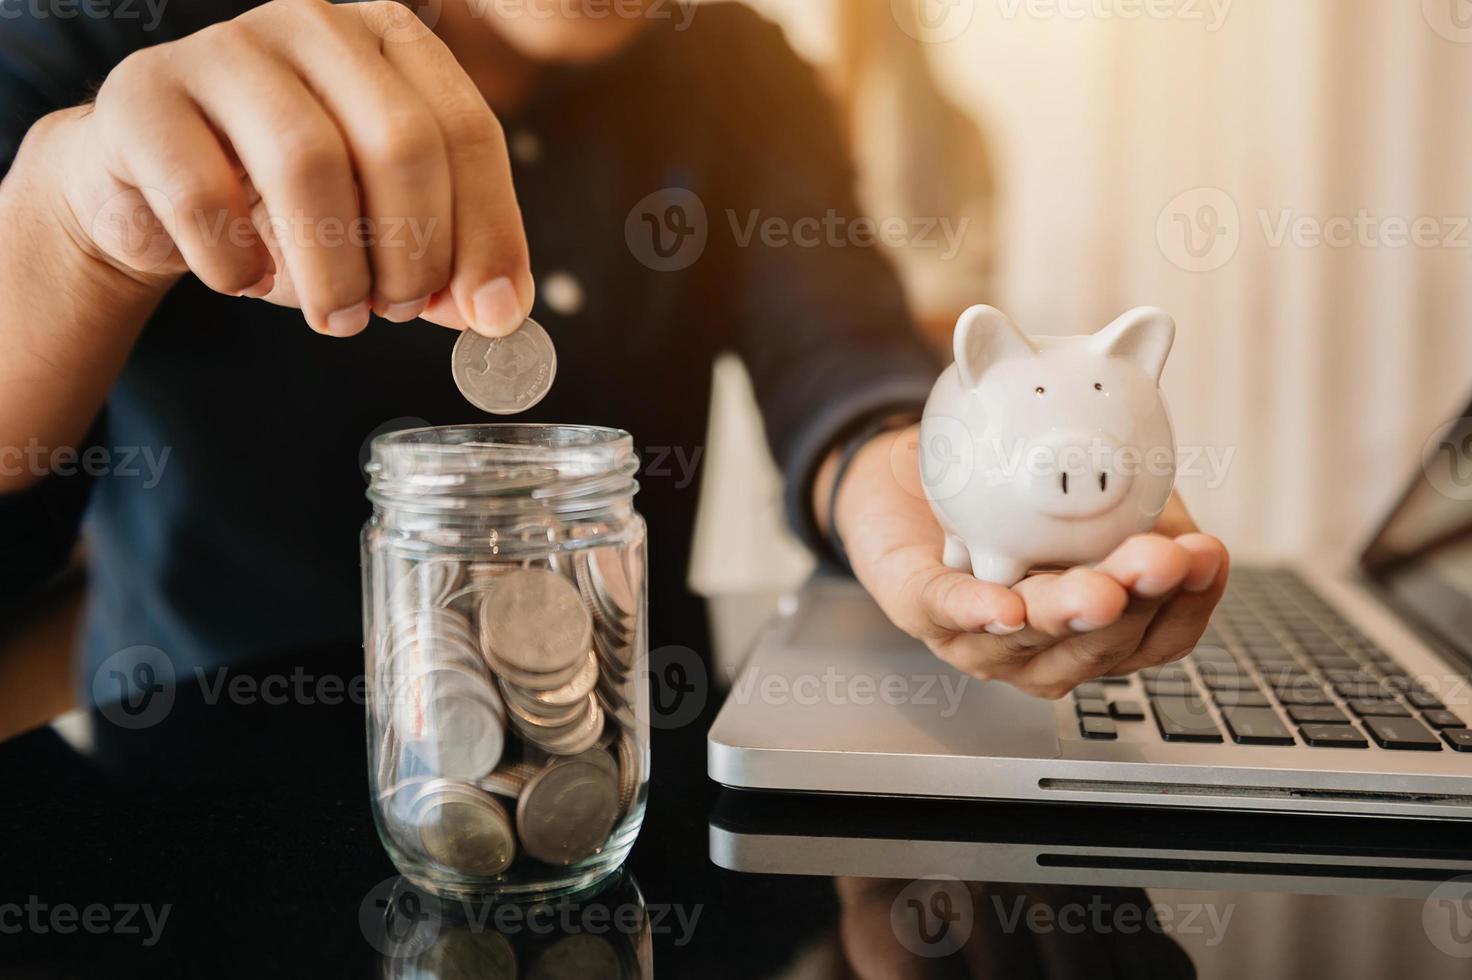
[381,295,430,323]
[324,300,370,336]
[1133,576,1176,599]
[238,273,274,299]
[1069,616,1111,633]
[985,621,1024,636]
[472,277,525,336]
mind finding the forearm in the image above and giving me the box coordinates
[0,110,170,493]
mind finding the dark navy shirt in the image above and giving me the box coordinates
[0,1,937,700]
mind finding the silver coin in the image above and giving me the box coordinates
[504,687,591,731]
[415,782,517,876]
[391,558,466,618]
[590,624,632,679]
[615,728,640,819]
[377,717,402,794]
[485,647,590,693]
[525,696,604,757]
[509,698,592,747]
[515,752,620,866]
[474,767,532,800]
[397,667,506,780]
[451,317,557,415]
[503,651,599,712]
[480,568,592,676]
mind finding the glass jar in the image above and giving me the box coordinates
[362,424,648,901]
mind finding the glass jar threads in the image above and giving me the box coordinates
[363,425,648,901]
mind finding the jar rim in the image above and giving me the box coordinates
[366,424,638,512]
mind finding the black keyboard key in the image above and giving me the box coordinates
[1442,729,1472,752]
[1363,716,1442,750]
[1074,682,1106,700]
[1098,675,1131,685]
[1141,665,1190,682]
[1190,645,1236,663]
[1275,686,1335,706]
[1211,689,1271,708]
[1075,698,1110,717]
[1333,679,1391,699]
[1258,666,1310,685]
[1110,699,1146,721]
[1201,672,1261,691]
[1299,724,1369,748]
[1348,699,1410,718]
[1150,696,1223,742]
[1080,717,1117,740]
[1407,690,1445,710]
[1221,707,1296,745]
[1144,678,1195,698]
[1424,709,1465,729]
[1286,704,1348,725]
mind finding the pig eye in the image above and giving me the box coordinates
[1093,382,1104,391]
[1034,386,1046,396]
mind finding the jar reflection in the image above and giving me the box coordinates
[374,871,652,979]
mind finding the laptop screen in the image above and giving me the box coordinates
[1361,410,1472,664]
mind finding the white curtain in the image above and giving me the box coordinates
[690,0,1472,601]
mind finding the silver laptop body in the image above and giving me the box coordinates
[709,417,1472,820]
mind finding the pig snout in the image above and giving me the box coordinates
[1017,431,1133,520]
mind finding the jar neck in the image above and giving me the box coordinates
[365,424,640,520]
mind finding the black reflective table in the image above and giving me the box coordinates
[4,642,1472,979]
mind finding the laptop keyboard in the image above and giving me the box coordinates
[1072,567,1471,752]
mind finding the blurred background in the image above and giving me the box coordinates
[692,0,1472,655]
[6,0,1472,731]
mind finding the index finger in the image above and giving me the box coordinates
[370,11,535,336]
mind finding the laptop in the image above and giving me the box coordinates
[707,790,1472,898]
[708,403,1472,819]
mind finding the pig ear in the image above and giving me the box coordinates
[1091,307,1176,382]
[953,305,1035,390]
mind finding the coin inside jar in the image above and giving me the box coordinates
[413,781,517,876]
[451,317,557,415]
[615,728,640,820]
[515,752,620,866]
[480,568,592,679]
[396,666,507,780]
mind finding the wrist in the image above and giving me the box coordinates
[815,414,920,570]
[832,423,914,546]
[4,107,178,300]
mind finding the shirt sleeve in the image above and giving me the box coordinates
[0,6,200,614]
[712,15,942,560]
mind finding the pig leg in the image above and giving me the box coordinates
[968,551,1029,588]
[942,535,970,570]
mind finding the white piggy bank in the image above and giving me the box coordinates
[920,306,1177,586]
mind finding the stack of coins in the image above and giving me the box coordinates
[481,569,606,756]
[575,549,638,716]
[374,552,644,878]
